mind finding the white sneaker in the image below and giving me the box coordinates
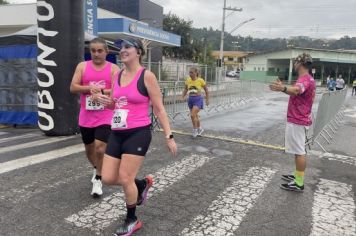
[192,129,198,138]
[91,179,103,197]
[197,127,204,136]
[91,169,96,183]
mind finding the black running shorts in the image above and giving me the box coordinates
[105,125,152,159]
[79,125,111,145]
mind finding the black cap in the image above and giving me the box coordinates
[121,38,145,56]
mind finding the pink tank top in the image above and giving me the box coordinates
[79,60,113,127]
[112,67,151,130]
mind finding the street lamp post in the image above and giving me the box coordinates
[229,18,256,35]
[218,0,242,83]
[219,0,242,66]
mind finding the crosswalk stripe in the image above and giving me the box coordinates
[0,131,8,136]
[180,166,276,236]
[0,132,41,144]
[0,135,76,154]
[0,144,84,175]
[310,178,356,236]
[310,150,356,167]
[65,154,212,233]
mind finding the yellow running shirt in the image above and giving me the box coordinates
[353,80,356,86]
[185,77,206,95]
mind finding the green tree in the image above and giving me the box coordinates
[0,0,9,5]
[163,13,196,60]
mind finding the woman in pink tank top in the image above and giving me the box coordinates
[93,38,177,235]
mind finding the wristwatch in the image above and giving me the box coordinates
[166,134,174,139]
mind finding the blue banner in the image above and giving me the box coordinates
[84,0,98,36]
[0,45,37,59]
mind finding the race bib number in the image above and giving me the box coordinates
[112,109,129,129]
[85,95,104,110]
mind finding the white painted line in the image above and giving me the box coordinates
[180,167,276,236]
[0,144,84,175]
[65,154,212,233]
[0,131,8,136]
[0,132,40,144]
[310,178,356,236]
[0,135,76,154]
[310,150,356,167]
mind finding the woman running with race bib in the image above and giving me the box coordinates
[93,38,177,236]
[182,67,209,138]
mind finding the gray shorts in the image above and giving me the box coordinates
[285,122,310,155]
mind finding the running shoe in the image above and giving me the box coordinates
[197,127,205,137]
[91,169,96,183]
[91,179,103,198]
[280,181,304,192]
[137,176,153,206]
[115,218,142,236]
[281,174,295,182]
[192,129,198,138]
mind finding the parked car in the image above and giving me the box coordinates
[227,71,237,77]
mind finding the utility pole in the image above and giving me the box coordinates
[218,0,242,82]
[218,0,242,66]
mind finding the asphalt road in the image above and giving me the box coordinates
[0,90,355,236]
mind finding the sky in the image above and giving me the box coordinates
[8,0,356,39]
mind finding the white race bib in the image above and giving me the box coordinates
[112,109,129,129]
[85,95,104,110]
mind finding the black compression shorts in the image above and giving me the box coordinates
[79,125,111,145]
[105,125,152,159]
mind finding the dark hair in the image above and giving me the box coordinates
[90,37,108,52]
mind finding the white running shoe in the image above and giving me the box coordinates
[91,179,103,198]
[197,127,204,136]
[91,169,96,183]
[192,129,198,138]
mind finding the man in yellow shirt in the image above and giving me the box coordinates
[182,67,209,138]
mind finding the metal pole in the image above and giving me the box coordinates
[219,0,226,66]
[148,47,152,71]
[204,64,208,81]
[288,58,293,84]
[158,60,161,82]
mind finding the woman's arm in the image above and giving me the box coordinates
[144,70,177,156]
[182,85,188,99]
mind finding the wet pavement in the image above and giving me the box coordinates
[0,89,355,236]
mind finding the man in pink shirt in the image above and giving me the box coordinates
[70,38,119,197]
[270,53,316,192]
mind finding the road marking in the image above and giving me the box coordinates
[0,144,84,175]
[0,135,77,154]
[180,166,276,236]
[170,129,286,151]
[0,131,8,136]
[310,178,356,236]
[309,150,356,167]
[65,154,212,234]
[0,132,41,144]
